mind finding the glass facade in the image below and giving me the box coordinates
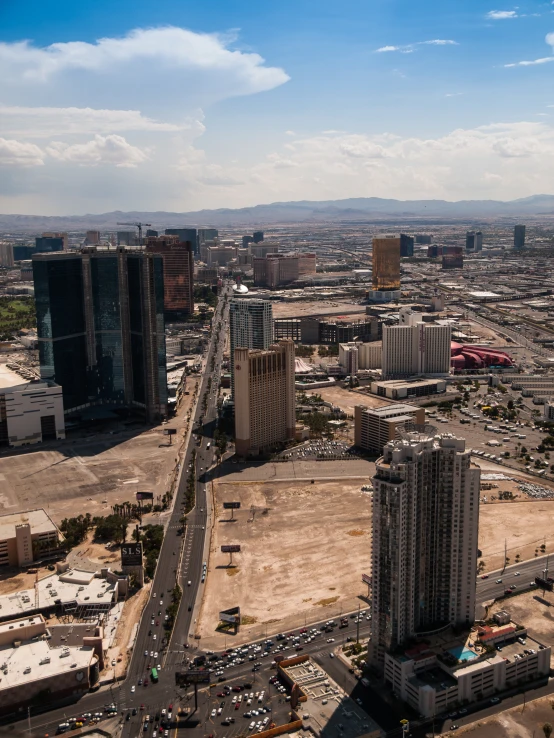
[33,250,167,420]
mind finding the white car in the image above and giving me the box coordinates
[326,638,335,643]
[154,652,158,658]
[211,709,216,718]
[131,685,135,693]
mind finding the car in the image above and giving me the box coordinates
[449,712,458,718]
[138,678,143,685]
[131,685,135,693]
[514,571,520,576]
[326,638,335,643]
[144,650,148,657]
[150,651,154,657]
[153,634,157,640]
[490,697,500,704]
[459,708,467,715]
[156,620,159,626]
[211,709,217,718]
[510,584,517,590]
[496,579,503,584]
[481,574,489,579]
[329,652,334,658]
[356,698,363,705]
[450,726,459,731]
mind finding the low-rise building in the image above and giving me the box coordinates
[385,619,550,718]
[0,614,99,714]
[0,509,63,568]
[371,378,446,400]
[354,404,425,454]
[0,380,65,447]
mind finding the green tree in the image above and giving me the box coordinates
[542,723,553,738]
[94,514,128,544]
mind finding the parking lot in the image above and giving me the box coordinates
[281,440,357,461]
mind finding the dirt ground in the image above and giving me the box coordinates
[272,301,367,320]
[198,472,372,648]
[0,377,199,525]
[456,694,554,737]
[105,583,151,678]
[305,386,390,416]
[479,499,554,572]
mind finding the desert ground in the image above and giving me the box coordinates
[305,386,391,416]
[272,301,367,320]
[0,377,199,525]
[454,694,554,737]
[198,460,374,648]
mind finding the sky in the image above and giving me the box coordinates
[0,0,553,214]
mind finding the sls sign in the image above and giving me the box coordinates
[121,543,143,567]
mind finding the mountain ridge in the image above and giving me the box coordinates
[1,194,553,231]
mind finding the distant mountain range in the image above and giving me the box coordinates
[1,194,553,231]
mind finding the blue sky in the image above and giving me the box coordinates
[0,0,552,214]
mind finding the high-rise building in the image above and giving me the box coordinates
[42,232,68,250]
[198,228,219,252]
[369,425,480,670]
[33,248,167,421]
[475,231,483,251]
[242,235,254,248]
[146,229,158,238]
[234,339,295,456]
[165,228,198,256]
[354,403,425,454]
[249,242,279,259]
[145,235,194,316]
[399,234,414,257]
[84,231,101,246]
[372,235,401,291]
[465,231,476,252]
[415,234,432,244]
[0,243,14,267]
[35,236,65,253]
[253,231,264,243]
[514,224,526,250]
[442,246,464,269]
[229,299,273,397]
[117,231,136,247]
[382,308,451,378]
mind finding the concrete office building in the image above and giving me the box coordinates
[0,509,63,568]
[207,244,237,266]
[382,308,451,379]
[117,230,136,246]
[371,377,446,399]
[230,299,273,397]
[514,224,526,250]
[234,339,296,456]
[0,243,14,267]
[253,253,316,288]
[33,248,167,421]
[354,404,425,453]
[0,380,65,447]
[370,426,480,671]
[249,242,279,259]
[145,235,194,316]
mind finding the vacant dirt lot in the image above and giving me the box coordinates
[272,301,367,320]
[0,380,198,525]
[479,499,554,572]
[199,468,373,648]
[455,694,554,737]
[488,589,554,663]
[305,386,390,416]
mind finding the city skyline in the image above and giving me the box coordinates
[0,0,553,214]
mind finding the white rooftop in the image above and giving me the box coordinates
[0,508,58,541]
[0,633,95,690]
[0,570,117,620]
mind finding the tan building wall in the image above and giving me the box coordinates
[235,340,296,455]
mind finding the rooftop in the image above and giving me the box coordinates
[357,403,420,418]
[0,508,58,541]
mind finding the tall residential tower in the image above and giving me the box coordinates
[369,425,480,670]
[229,298,273,396]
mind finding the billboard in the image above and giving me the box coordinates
[136,491,154,501]
[175,669,212,686]
[535,576,554,591]
[362,574,372,586]
[121,542,143,567]
[221,545,241,553]
[163,428,177,436]
[219,606,241,625]
[223,502,241,510]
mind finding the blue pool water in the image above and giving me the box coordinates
[448,646,478,662]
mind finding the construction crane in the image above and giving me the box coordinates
[116,221,152,247]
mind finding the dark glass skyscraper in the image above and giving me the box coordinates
[514,224,526,250]
[165,228,198,256]
[33,248,167,421]
[399,233,414,257]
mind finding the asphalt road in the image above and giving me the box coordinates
[476,553,550,600]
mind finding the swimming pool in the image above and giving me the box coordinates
[448,646,478,662]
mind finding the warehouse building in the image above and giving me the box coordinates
[0,381,65,448]
[371,378,447,400]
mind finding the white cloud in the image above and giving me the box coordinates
[505,56,554,67]
[375,40,458,53]
[0,138,44,166]
[0,105,203,138]
[0,26,289,108]
[46,134,148,167]
[487,10,518,18]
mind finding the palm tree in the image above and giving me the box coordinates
[543,722,552,738]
